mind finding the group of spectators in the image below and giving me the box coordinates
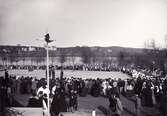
[0,64,120,72]
[121,67,167,115]
[1,69,123,116]
[1,66,167,116]
[0,70,13,116]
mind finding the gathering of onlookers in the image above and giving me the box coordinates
[121,67,167,115]
[0,64,120,72]
[1,65,167,116]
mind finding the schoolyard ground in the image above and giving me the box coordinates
[0,69,130,80]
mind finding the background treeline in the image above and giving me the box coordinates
[0,39,167,74]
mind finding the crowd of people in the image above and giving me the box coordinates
[1,66,167,116]
[121,67,167,115]
[0,64,120,72]
[0,70,10,116]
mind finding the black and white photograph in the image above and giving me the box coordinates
[0,0,167,116]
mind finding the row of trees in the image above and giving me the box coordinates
[1,37,167,75]
[117,38,167,76]
[1,46,115,66]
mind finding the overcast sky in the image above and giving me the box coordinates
[0,0,167,48]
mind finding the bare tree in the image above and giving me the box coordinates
[150,39,156,49]
[9,50,18,65]
[137,39,165,72]
[80,46,92,65]
[59,49,66,66]
[71,48,76,69]
[2,57,7,65]
[164,35,167,49]
[117,51,125,66]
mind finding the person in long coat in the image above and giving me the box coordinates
[91,80,101,97]
[59,88,67,112]
[51,88,61,116]
[141,82,153,107]
[109,94,123,116]
[145,87,153,107]
[69,89,78,112]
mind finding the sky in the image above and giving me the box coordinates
[0,0,167,48]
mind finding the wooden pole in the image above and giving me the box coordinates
[46,44,50,116]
